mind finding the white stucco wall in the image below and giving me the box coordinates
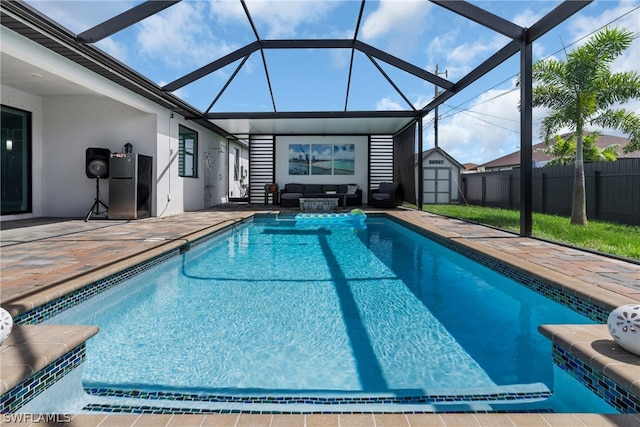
[275,135,369,201]
[41,95,156,217]
[178,122,228,212]
[2,27,230,219]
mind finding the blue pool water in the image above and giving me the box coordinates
[44,217,617,413]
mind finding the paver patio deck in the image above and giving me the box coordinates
[1,205,639,426]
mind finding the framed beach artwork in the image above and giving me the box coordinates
[288,144,310,175]
[288,142,355,176]
[333,144,355,175]
[311,144,333,175]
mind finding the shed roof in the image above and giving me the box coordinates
[421,146,464,170]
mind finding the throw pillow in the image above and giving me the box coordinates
[347,185,358,195]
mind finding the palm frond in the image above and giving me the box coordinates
[596,72,640,107]
[578,26,634,66]
[591,109,640,153]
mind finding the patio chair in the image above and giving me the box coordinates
[369,182,402,207]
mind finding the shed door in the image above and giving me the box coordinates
[423,167,450,204]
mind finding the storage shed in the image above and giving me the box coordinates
[420,147,463,204]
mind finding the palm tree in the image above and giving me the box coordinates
[541,134,577,165]
[541,132,620,165]
[582,132,621,163]
[531,26,640,225]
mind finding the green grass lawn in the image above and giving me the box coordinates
[420,204,640,260]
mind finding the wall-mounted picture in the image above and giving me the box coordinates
[311,144,333,175]
[288,144,310,175]
[333,144,355,175]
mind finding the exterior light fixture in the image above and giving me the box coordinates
[6,139,12,151]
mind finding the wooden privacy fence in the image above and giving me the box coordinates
[459,159,640,226]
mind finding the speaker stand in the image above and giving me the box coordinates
[85,178,109,221]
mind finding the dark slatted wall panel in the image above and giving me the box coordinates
[369,135,394,192]
[249,136,275,204]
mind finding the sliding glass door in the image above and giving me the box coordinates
[1,105,31,215]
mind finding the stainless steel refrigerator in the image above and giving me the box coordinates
[108,153,152,219]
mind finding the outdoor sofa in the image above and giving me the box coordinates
[279,183,362,208]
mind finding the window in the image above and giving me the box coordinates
[429,159,444,165]
[178,125,197,177]
[1,105,31,215]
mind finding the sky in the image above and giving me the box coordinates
[25,0,640,165]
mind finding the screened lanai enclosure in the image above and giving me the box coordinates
[0,0,595,235]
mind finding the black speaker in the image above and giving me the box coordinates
[86,148,111,179]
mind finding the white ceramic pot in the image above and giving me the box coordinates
[0,308,13,344]
[608,304,640,356]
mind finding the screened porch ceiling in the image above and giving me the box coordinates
[1,0,592,139]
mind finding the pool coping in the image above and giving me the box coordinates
[1,215,253,319]
[1,209,639,425]
[385,211,639,312]
[539,324,640,411]
[0,324,99,409]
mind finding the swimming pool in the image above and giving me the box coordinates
[36,216,617,414]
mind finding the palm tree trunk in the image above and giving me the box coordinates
[571,130,588,226]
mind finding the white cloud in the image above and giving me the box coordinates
[446,35,505,66]
[412,94,433,110]
[428,87,523,165]
[425,30,508,81]
[243,0,338,38]
[375,97,404,111]
[361,0,432,57]
[95,37,129,64]
[330,49,350,70]
[25,0,135,34]
[553,0,640,76]
[510,8,545,28]
[361,0,430,40]
[209,0,248,23]
[136,1,237,69]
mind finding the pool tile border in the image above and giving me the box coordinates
[81,403,553,415]
[552,344,640,413]
[12,217,252,326]
[13,249,180,325]
[83,387,552,407]
[0,344,85,414]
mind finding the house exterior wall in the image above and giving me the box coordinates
[1,27,229,220]
[179,123,228,213]
[41,95,156,217]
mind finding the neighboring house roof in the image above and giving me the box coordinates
[477,133,639,171]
